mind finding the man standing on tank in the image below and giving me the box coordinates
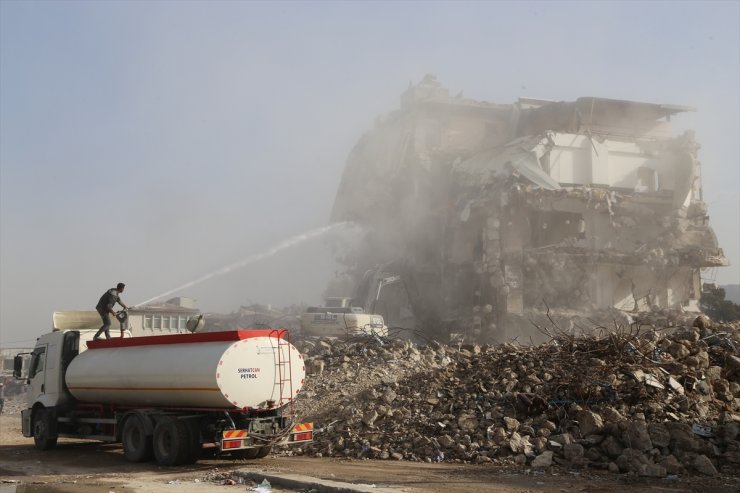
[93,283,129,340]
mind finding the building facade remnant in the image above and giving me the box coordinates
[330,76,727,341]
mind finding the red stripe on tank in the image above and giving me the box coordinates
[68,386,221,392]
[86,329,290,349]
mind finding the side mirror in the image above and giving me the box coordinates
[13,354,24,379]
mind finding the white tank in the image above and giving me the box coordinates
[65,330,305,409]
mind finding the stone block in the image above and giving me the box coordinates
[639,463,667,477]
[623,421,653,451]
[563,443,584,461]
[577,410,604,436]
[532,450,554,468]
[693,454,718,476]
[648,423,670,448]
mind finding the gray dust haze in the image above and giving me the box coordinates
[0,2,738,346]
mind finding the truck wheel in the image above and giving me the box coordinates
[232,447,260,460]
[182,419,201,465]
[122,416,153,462]
[255,446,272,458]
[153,417,190,466]
[32,409,57,451]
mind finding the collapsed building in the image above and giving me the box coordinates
[329,76,728,341]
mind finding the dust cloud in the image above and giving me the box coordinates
[0,2,737,346]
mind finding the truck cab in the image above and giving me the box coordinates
[19,331,80,409]
[14,331,81,447]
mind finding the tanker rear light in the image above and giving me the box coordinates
[291,422,314,442]
[222,439,243,450]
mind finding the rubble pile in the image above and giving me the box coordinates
[0,376,27,416]
[293,322,740,477]
[0,397,27,416]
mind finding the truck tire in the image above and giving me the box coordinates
[182,419,201,464]
[122,416,153,462]
[232,447,260,460]
[32,408,57,451]
[255,446,272,458]
[153,416,190,466]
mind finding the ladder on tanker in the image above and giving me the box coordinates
[270,329,294,417]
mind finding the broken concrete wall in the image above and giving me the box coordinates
[329,77,727,341]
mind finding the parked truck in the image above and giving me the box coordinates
[300,297,388,338]
[13,329,313,466]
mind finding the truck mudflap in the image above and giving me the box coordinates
[219,422,314,451]
[21,409,32,437]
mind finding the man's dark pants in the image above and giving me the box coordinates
[93,310,111,340]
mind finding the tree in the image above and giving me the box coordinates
[700,283,740,322]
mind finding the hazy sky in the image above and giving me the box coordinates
[1,1,738,347]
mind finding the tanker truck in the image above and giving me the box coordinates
[12,329,313,466]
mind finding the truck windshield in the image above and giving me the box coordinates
[29,347,46,378]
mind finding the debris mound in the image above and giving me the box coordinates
[293,321,740,477]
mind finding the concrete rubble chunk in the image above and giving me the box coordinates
[582,434,604,445]
[532,436,548,453]
[381,388,397,405]
[602,407,624,423]
[660,454,682,475]
[693,454,719,476]
[457,413,479,433]
[600,435,624,459]
[639,463,667,478]
[438,435,455,448]
[519,424,535,436]
[648,423,671,448]
[362,410,379,427]
[616,448,649,473]
[547,440,563,452]
[584,446,603,462]
[644,374,665,389]
[666,423,701,452]
[577,410,604,436]
[550,433,573,446]
[667,342,691,360]
[531,450,554,468]
[563,443,585,461]
[503,417,520,432]
[720,422,739,442]
[623,421,653,451]
[508,432,533,455]
[668,376,685,395]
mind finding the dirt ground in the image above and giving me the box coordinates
[1,414,738,493]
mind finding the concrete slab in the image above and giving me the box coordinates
[235,470,403,493]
